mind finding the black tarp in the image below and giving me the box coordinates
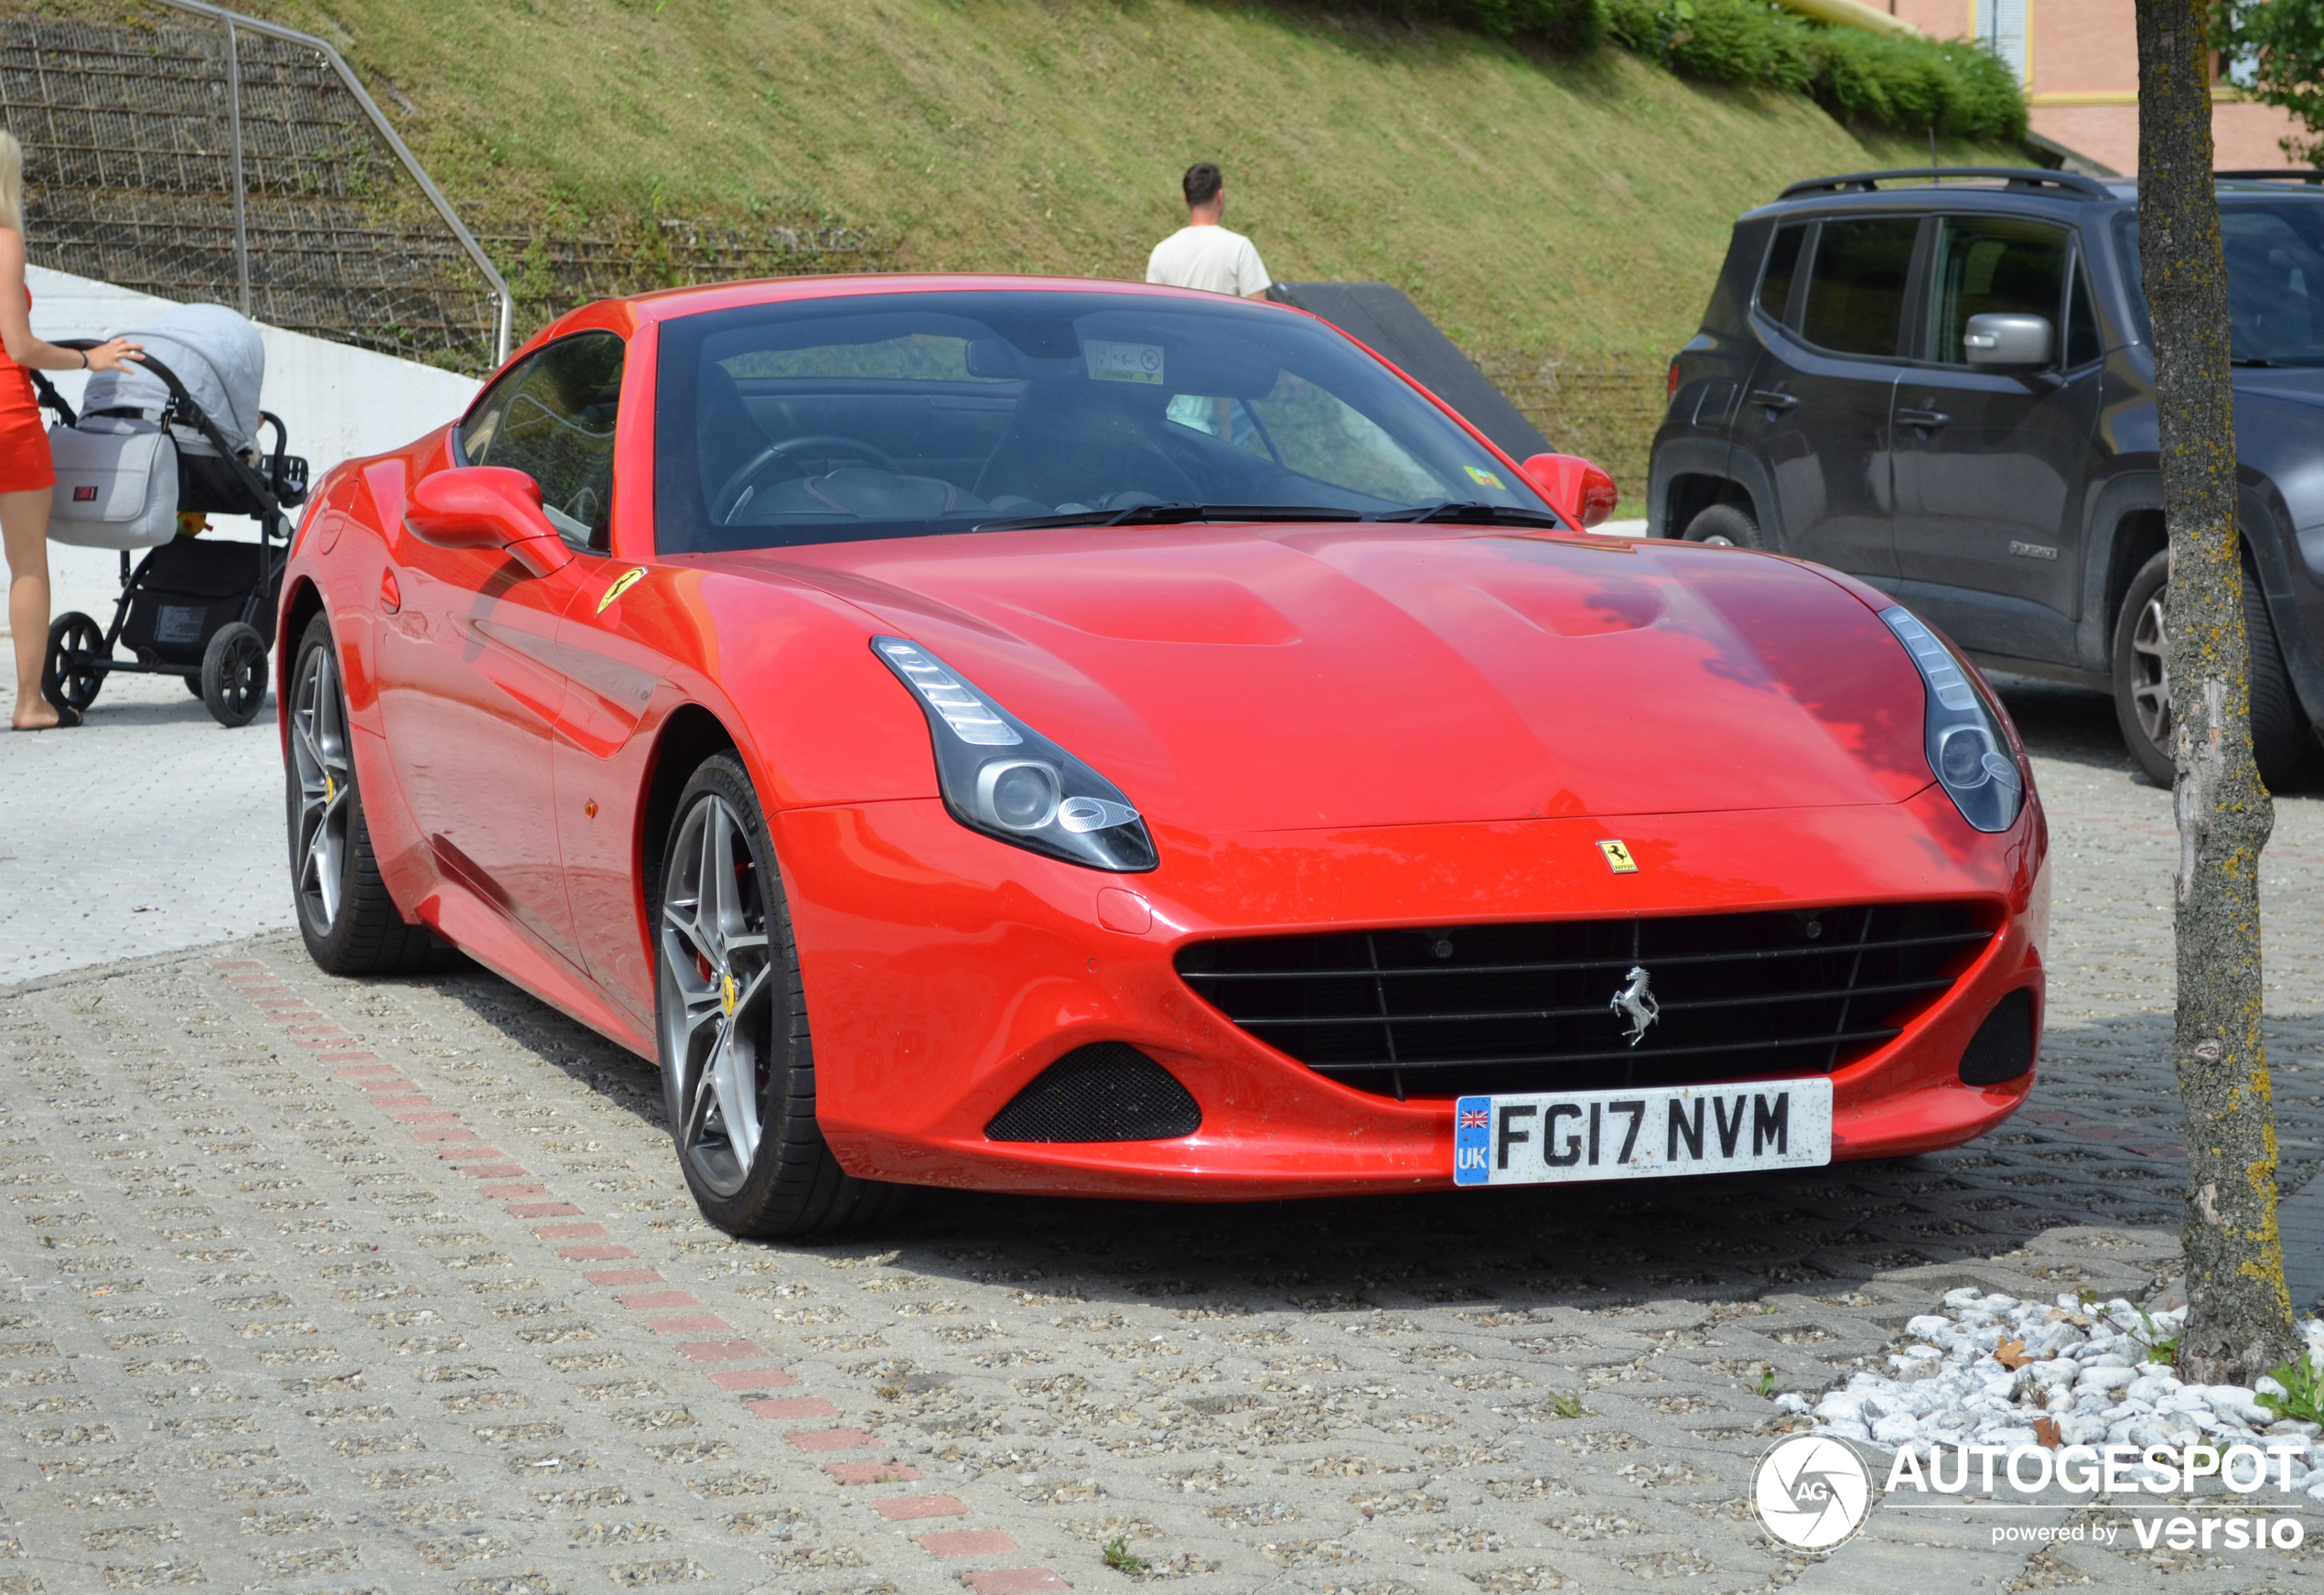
[1267,281,1552,462]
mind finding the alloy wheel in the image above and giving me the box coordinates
[2130,587,2171,749]
[659,794,775,1198]
[290,642,353,933]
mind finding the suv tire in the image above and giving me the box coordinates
[2110,550,2318,791]
[1682,502,1765,549]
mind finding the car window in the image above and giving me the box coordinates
[652,289,1552,554]
[1758,223,1809,327]
[2222,205,2324,366]
[461,331,625,550]
[1928,216,2070,366]
[1798,218,1921,358]
[2066,258,2103,368]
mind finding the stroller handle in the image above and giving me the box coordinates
[53,338,197,410]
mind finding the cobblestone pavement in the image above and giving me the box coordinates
[0,634,290,985]
[4,681,2324,1594]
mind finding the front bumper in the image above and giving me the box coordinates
[777,784,2048,1201]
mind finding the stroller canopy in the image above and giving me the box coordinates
[81,303,265,455]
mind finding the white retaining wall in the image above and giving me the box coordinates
[12,264,482,633]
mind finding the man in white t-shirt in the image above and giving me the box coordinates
[1145,163,1271,299]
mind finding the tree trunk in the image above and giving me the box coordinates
[2136,0,2299,1385]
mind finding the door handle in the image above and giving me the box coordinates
[1898,407,1951,431]
[1748,388,1799,413]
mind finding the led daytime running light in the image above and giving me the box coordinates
[1879,606,2025,835]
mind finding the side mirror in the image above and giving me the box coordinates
[1520,453,1619,530]
[1964,313,2054,372]
[405,467,573,577]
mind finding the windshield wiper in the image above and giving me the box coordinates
[974,503,1366,532]
[1369,501,1565,528]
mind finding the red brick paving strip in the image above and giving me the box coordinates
[960,1572,1069,1594]
[919,1530,1019,1557]
[871,1493,968,1521]
[221,955,1073,1591]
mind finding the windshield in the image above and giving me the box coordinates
[2118,199,2324,366]
[651,288,1554,552]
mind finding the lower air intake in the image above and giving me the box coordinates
[984,1043,1202,1143]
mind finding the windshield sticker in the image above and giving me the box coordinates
[1465,465,1506,490]
[1085,339,1166,384]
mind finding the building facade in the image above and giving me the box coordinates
[1888,0,2308,176]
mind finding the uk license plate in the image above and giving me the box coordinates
[1452,1080,1833,1186]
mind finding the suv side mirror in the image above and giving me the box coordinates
[1520,453,1619,529]
[405,467,574,577]
[1964,313,2054,373]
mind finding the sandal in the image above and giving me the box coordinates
[14,703,81,730]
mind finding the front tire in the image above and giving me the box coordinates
[42,611,104,714]
[287,614,442,975]
[202,620,268,727]
[1682,501,1765,549]
[654,753,901,1238]
[2111,549,2318,791]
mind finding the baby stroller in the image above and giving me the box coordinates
[37,303,307,727]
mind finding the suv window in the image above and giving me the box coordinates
[1759,223,1809,326]
[1798,218,1921,358]
[459,331,626,550]
[1928,216,2070,366]
[2066,260,2103,367]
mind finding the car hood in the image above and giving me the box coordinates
[2236,366,2324,407]
[726,526,1938,834]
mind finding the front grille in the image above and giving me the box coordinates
[1175,903,1996,1100]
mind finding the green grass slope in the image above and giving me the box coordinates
[247,0,2025,497]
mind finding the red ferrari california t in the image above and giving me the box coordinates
[277,275,2048,1236]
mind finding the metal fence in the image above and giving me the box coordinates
[0,2,897,375]
[3,2,512,369]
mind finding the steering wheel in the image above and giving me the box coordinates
[713,435,899,523]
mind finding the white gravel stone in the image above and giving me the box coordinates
[1802,1288,2323,1457]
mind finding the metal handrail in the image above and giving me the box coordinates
[141,0,514,365]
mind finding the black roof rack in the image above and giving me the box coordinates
[2215,169,2324,184]
[1779,167,2115,201]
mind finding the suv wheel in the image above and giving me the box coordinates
[1682,502,1765,549]
[2110,549,2319,790]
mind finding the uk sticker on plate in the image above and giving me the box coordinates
[1453,1079,1833,1186]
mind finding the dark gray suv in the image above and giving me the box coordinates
[1648,167,2324,787]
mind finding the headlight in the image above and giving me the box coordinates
[1879,606,2024,834]
[873,636,1158,872]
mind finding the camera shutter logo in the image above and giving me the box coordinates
[1753,1434,1869,1549]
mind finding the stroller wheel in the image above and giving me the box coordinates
[201,621,268,727]
[42,612,105,713]
[185,673,206,698]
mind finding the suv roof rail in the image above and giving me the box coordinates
[1779,167,2115,201]
[2215,169,2324,185]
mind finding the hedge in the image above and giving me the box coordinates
[1366,1,2028,143]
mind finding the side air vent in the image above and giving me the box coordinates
[984,1043,1201,1143]
[1958,988,2036,1085]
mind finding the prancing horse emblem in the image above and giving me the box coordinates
[1609,965,1659,1046]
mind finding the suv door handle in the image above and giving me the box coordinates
[1898,407,1951,431]
[1748,388,1799,413]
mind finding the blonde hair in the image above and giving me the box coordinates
[0,132,20,235]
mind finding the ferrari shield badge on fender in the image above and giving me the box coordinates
[1597,839,1639,874]
[596,566,648,616]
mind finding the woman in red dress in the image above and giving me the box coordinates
[0,131,142,728]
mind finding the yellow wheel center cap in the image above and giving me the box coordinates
[720,973,738,1017]
[324,772,336,803]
